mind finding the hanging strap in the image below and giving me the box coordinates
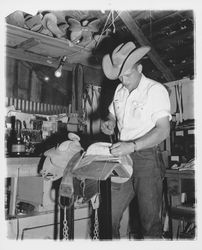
[175,83,183,124]
[58,152,83,209]
[72,63,84,116]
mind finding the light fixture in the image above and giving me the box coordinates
[54,56,67,78]
[44,76,50,81]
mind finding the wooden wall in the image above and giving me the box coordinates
[6,57,112,117]
[6,58,72,107]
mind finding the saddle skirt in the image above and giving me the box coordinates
[59,151,99,204]
[72,142,133,183]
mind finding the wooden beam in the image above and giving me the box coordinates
[6,24,101,69]
[15,38,41,50]
[6,24,91,53]
[118,11,176,81]
[6,46,73,71]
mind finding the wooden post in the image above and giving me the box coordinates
[98,179,112,239]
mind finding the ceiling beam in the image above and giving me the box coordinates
[15,38,41,50]
[6,46,73,71]
[118,11,176,82]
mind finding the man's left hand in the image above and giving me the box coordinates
[110,142,135,156]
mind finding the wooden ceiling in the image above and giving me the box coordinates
[6,9,194,83]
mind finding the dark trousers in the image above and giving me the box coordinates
[111,147,164,239]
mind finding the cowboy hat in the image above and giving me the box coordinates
[102,41,150,80]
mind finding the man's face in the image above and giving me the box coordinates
[118,65,139,86]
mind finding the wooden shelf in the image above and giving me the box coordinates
[171,206,195,221]
[6,209,55,220]
[6,24,99,69]
[6,156,41,177]
[165,169,194,179]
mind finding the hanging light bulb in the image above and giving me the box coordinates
[54,56,67,78]
[44,76,50,81]
[54,65,63,78]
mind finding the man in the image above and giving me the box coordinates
[101,41,171,239]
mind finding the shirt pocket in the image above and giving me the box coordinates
[130,102,145,121]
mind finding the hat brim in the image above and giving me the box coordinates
[102,54,121,80]
[102,46,150,80]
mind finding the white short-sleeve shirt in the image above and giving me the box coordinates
[109,74,171,141]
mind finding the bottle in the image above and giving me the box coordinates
[11,120,26,157]
[6,116,16,156]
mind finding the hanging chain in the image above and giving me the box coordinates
[91,194,100,240]
[63,206,69,240]
[93,208,99,239]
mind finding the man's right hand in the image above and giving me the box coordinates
[101,119,115,135]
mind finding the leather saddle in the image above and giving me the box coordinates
[58,151,100,207]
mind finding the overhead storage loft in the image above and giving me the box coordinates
[6,24,100,71]
[6,10,194,82]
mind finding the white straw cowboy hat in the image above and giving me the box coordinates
[102,41,151,80]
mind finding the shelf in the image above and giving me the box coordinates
[6,24,99,68]
[165,169,194,179]
[6,209,55,220]
[171,206,195,222]
[172,125,194,131]
[6,156,41,177]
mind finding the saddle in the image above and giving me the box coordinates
[40,135,100,206]
[58,151,100,207]
[41,136,133,208]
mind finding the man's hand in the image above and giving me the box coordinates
[101,119,115,135]
[110,142,135,156]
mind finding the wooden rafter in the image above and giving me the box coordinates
[118,11,176,82]
[15,38,40,50]
[6,46,73,71]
